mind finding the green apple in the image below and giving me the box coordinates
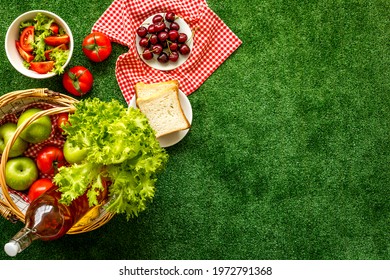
[0,123,28,158]
[17,108,52,144]
[5,157,38,191]
[63,139,88,164]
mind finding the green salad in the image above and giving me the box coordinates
[16,13,70,75]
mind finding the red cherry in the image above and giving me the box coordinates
[169,42,178,51]
[148,24,157,33]
[179,44,190,55]
[137,26,148,37]
[177,33,188,43]
[170,22,180,31]
[168,30,179,42]
[165,12,176,22]
[149,34,158,45]
[157,52,169,63]
[152,14,164,24]
[169,51,179,62]
[154,22,166,33]
[142,49,153,60]
[152,44,163,55]
[139,37,149,48]
[158,31,168,43]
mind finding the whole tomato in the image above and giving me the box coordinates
[28,178,54,202]
[36,146,66,175]
[56,113,69,133]
[82,32,112,62]
[62,66,93,96]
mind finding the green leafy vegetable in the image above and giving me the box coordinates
[33,13,54,32]
[19,20,33,30]
[50,48,70,74]
[53,98,168,219]
[28,13,53,62]
[32,36,49,62]
[19,13,69,73]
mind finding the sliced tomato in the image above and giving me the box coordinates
[15,41,34,62]
[44,35,70,46]
[20,26,34,52]
[44,43,69,60]
[30,61,54,74]
[49,23,59,35]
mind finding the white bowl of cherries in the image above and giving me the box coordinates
[136,12,193,71]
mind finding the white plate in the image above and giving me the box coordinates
[135,13,193,71]
[129,89,192,148]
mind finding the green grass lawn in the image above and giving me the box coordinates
[0,0,389,260]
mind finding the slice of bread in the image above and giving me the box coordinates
[135,80,190,138]
[135,80,180,100]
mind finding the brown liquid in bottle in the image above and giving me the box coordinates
[4,185,106,256]
[25,187,90,241]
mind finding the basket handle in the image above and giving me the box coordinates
[0,88,77,108]
[0,201,18,223]
[0,105,76,222]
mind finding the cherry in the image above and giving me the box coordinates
[169,51,179,62]
[179,44,190,55]
[169,42,178,51]
[168,29,179,41]
[158,31,168,42]
[152,44,163,55]
[148,24,156,34]
[177,33,188,43]
[170,22,180,31]
[157,52,169,63]
[139,37,150,48]
[149,34,158,45]
[136,13,191,65]
[142,49,153,60]
[155,22,166,32]
[152,14,164,24]
[137,26,148,37]
[165,12,176,22]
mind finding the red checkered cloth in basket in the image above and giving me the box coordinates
[91,0,242,104]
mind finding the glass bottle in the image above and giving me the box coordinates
[4,186,105,257]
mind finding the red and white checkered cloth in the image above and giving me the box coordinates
[92,0,242,104]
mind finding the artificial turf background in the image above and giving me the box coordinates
[0,0,389,260]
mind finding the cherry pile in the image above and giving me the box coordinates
[137,12,191,64]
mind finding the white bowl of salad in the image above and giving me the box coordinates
[5,10,73,79]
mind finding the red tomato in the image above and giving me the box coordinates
[29,61,54,74]
[56,113,69,133]
[20,26,34,52]
[44,34,70,46]
[36,146,66,175]
[15,41,34,62]
[28,178,54,202]
[62,66,93,96]
[44,43,69,61]
[82,32,112,62]
[49,23,59,35]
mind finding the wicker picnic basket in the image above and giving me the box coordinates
[0,88,115,234]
